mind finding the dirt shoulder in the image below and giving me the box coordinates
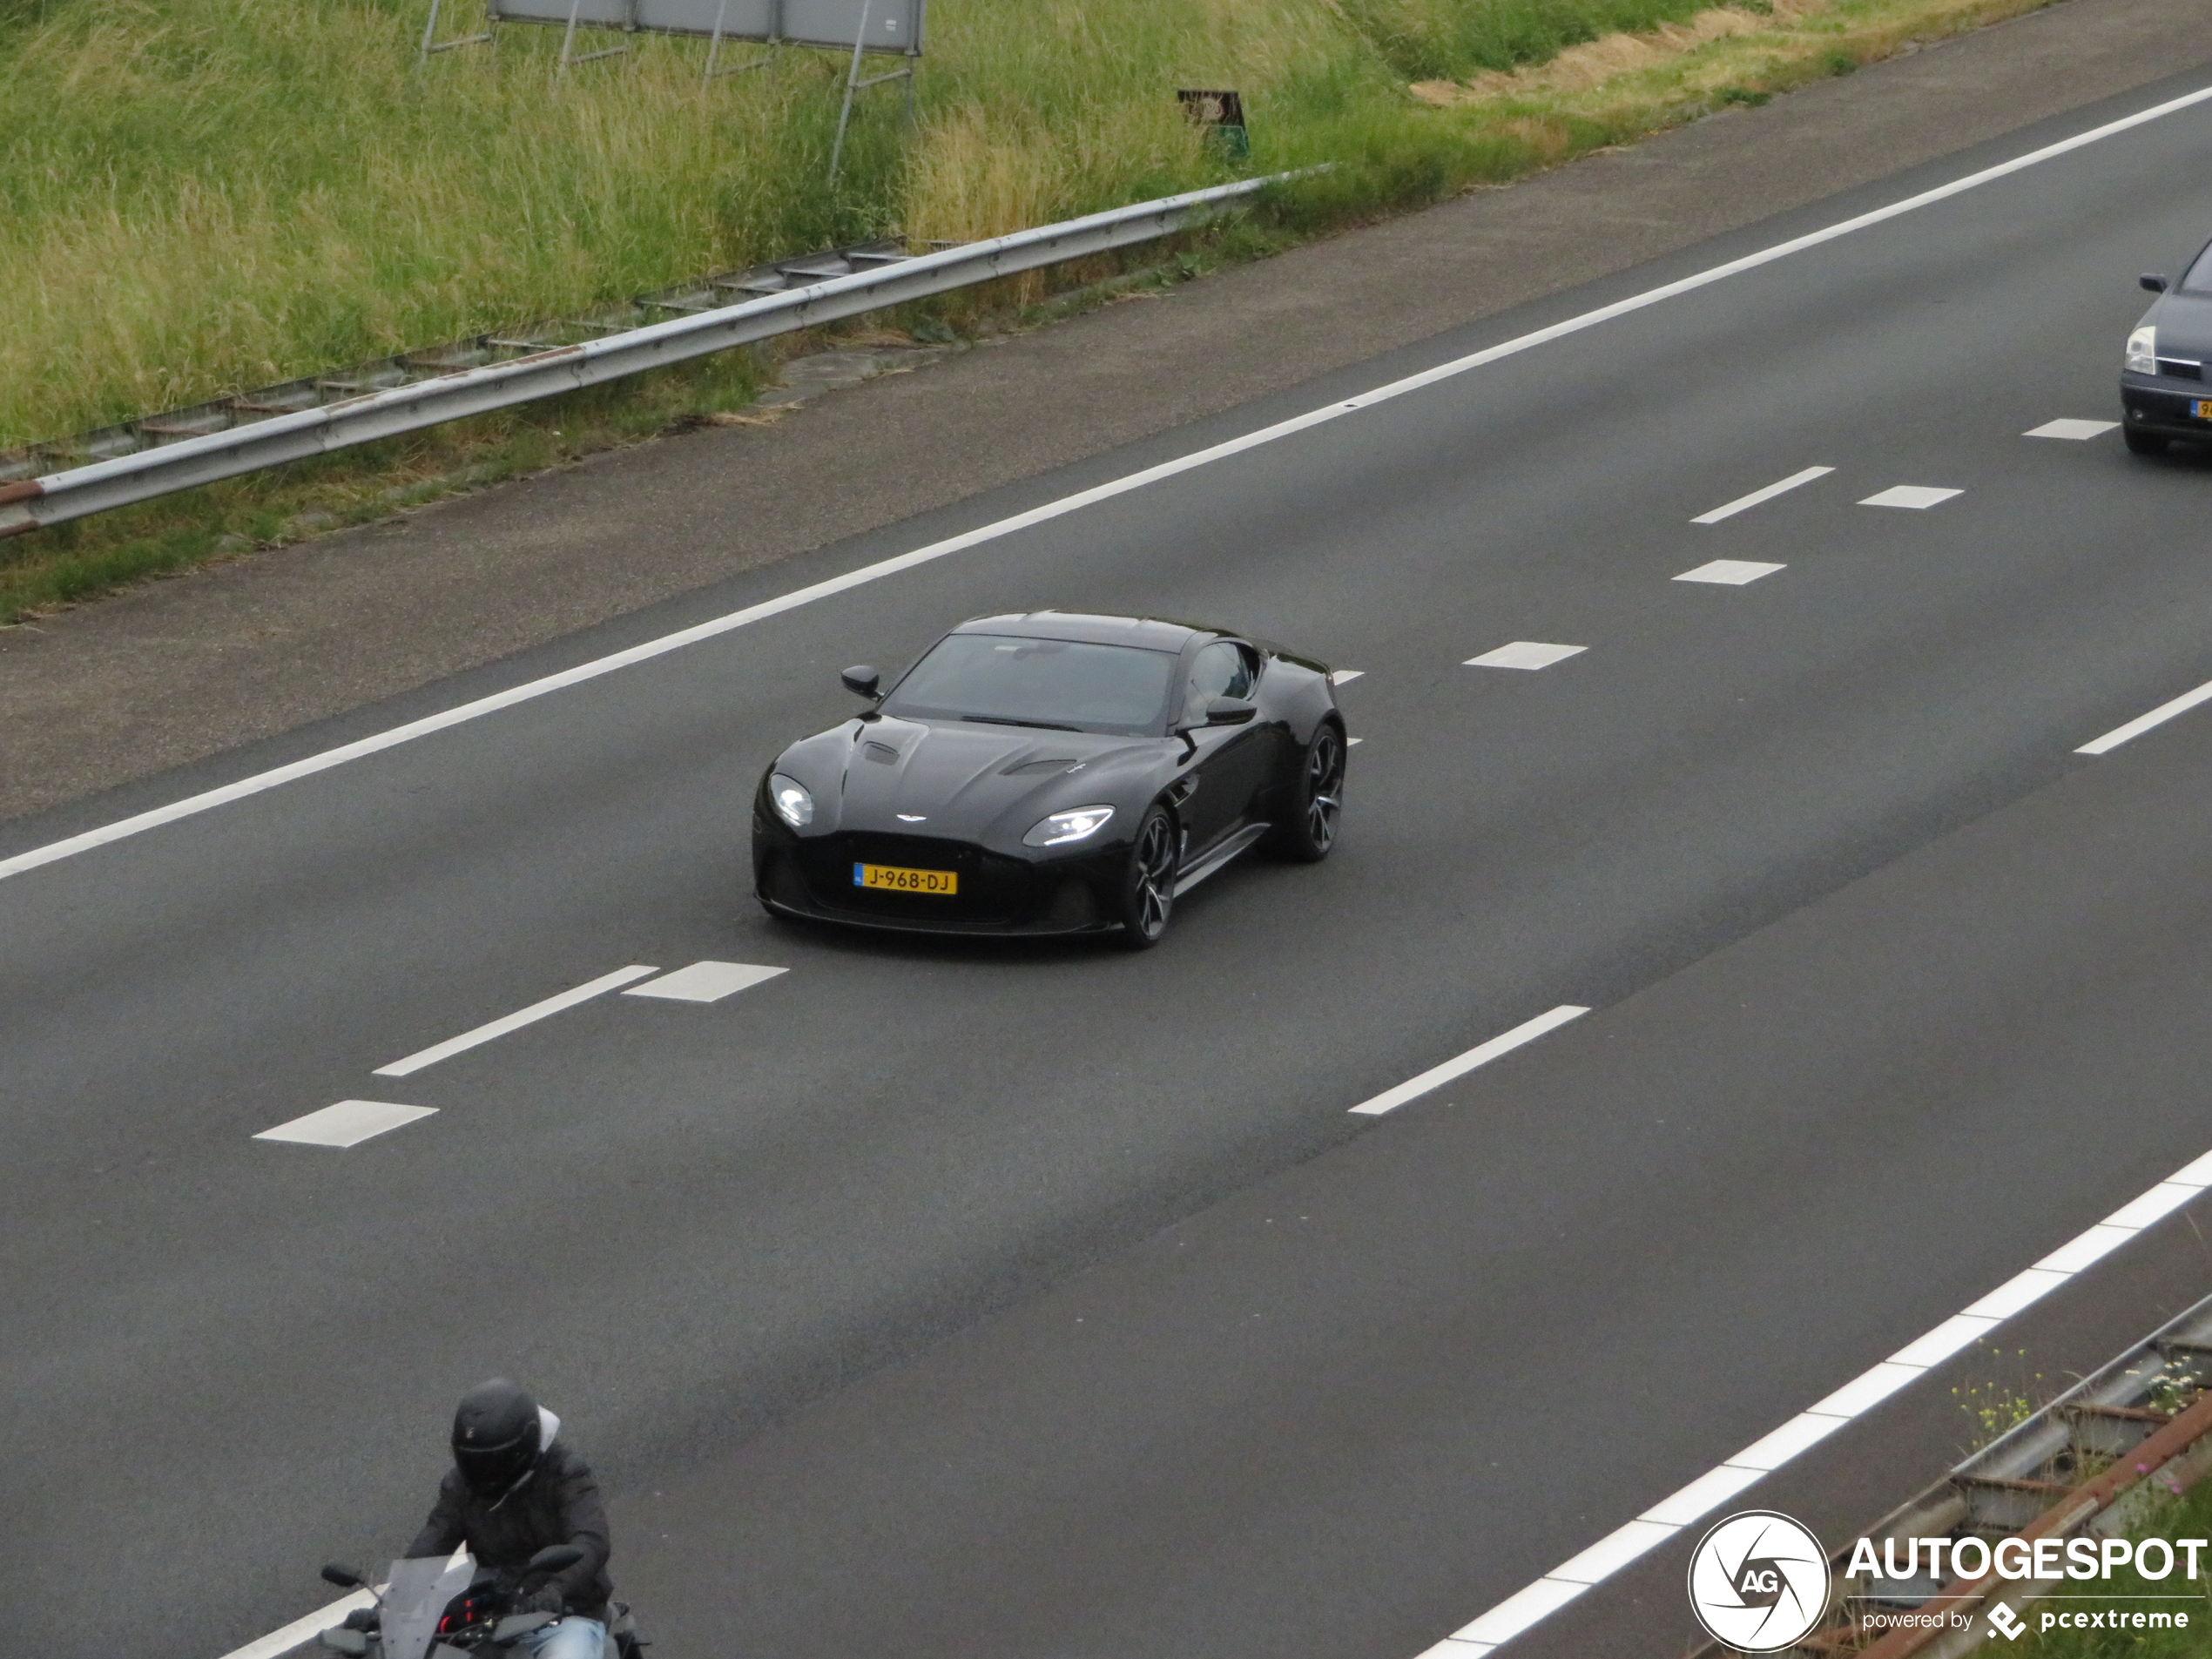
[3,0,2206,826]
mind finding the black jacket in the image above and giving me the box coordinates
[406,1440,613,1620]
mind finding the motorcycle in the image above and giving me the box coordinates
[314,1548,648,1659]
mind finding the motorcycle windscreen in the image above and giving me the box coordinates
[378,1555,475,1659]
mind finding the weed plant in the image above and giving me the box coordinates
[2011,1476,2212,1656]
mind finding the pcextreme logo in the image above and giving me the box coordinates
[1686,1511,1831,1653]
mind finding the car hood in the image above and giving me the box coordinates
[775,716,1165,845]
[2149,292,2212,358]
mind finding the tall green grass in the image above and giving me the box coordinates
[0,0,1731,450]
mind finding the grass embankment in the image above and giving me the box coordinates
[2011,1476,2212,1657]
[0,0,2059,623]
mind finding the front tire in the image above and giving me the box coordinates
[1268,722,1345,862]
[1114,805,1178,949]
[2124,427,2169,456]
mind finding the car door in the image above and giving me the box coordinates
[1173,640,1271,857]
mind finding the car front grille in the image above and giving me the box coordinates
[2156,357,2204,381]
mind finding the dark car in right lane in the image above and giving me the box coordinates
[2121,236,2212,455]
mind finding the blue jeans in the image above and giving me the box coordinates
[517,1616,604,1659]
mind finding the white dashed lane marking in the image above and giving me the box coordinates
[1330,670,1365,685]
[2026,418,2120,439]
[1858,484,1962,509]
[373,964,659,1076]
[624,961,787,1002]
[1675,560,1784,586]
[1466,642,1587,671]
[1349,1007,1589,1116]
[255,1100,436,1148]
[1689,465,1835,524]
[2078,677,2212,754]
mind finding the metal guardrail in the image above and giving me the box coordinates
[0,172,1301,540]
[1692,1291,2212,1657]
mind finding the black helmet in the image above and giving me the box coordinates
[450,1378,542,1497]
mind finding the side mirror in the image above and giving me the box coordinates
[840,664,881,699]
[2141,273,2169,293]
[1204,696,1258,726]
[320,1563,368,1590]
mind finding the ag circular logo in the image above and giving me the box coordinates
[1686,1510,1831,1652]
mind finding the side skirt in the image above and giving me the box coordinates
[1173,822,1271,897]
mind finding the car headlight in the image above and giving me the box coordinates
[1022,805,1114,846]
[768,773,814,829]
[2127,325,2157,374]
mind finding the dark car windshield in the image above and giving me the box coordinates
[2183,241,2212,294]
[884,633,1178,736]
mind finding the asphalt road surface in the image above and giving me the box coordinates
[11,52,2212,1659]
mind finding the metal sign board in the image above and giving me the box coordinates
[780,0,921,51]
[485,0,922,51]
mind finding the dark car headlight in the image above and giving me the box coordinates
[1022,805,1114,846]
[768,773,814,829]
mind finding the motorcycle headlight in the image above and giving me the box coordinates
[2127,325,2157,374]
[1023,805,1114,846]
[768,773,814,829]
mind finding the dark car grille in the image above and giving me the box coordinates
[2156,357,2204,381]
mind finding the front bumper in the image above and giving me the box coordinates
[752,819,1129,936]
[2121,371,2212,440]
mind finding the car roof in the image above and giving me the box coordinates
[949,610,1216,651]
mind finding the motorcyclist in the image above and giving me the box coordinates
[405,1378,614,1658]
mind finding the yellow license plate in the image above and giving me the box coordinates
[2196,399,2212,421]
[854,861,958,895]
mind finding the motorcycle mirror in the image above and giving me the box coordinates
[320,1563,368,1590]
[526,1543,584,1575]
[318,1629,369,1656]
[840,664,881,699]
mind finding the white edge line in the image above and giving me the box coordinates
[1421,1137,2212,1657]
[217,1588,374,1659]
[2077,677,2212,754]
[372,964,658,1076]
[1689,465,1835,524]
[15,80,2212,887]
[1349,1006,1589,1116]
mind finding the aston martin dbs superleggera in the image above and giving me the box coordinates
[751,611,1346,948]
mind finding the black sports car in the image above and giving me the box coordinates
[752,610,1346,948]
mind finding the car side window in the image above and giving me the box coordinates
[1184,641,1258,725]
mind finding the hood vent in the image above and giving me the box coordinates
[1001,758,1079,775]
[863,740,902,763]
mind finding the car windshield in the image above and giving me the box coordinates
[884,633,1178,736]
[2183,241,2212,293]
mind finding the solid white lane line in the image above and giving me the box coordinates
[254,1100,436,1148]
[1349,1006,1588,1116]
[2026,418,2120,439]
[1858,484,1962,509]
[624,961,786,1002]
[1689,466,1834,524]
[1466,642,1586,671]
[20,82,2212,893]
[372,965,658,1076]
[1675,559,1784,585]
[2077,677,2212,754]
[1413,1143,2212,1657]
